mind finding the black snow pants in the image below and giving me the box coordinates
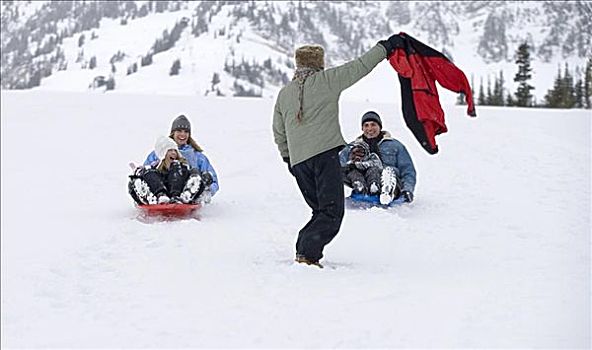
[345,166,382,194]
[143,161,190,197]
[291,147,345,262]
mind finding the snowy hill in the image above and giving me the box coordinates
[1,90,590,347]
[2,1,591,103]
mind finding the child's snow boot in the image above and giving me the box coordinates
[157,193,170,204]
[380,167,398,205]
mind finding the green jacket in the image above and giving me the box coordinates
[273,44,387,166]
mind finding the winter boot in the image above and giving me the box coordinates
[130,178,153,205]
[157,192,171,204]
[369,182,380,195]
[201,171,214,186]
[295,255,324,269]
[351,180,366,195]
[380,167,398,205]
[180,174,202,204]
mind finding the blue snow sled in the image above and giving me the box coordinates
[347,193,406,208]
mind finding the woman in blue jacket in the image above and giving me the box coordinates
[143,115,219,202]
[339,111,416,205]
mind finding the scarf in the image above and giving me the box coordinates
[293,67,322,123]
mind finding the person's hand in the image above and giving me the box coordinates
[355,161,369,170]
[402,190,414,203]
[378,34,403,56]
[283,157,294,176]
[201,171,214,186]
[350,148,364,162]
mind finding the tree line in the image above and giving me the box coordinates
[470,43,591,109]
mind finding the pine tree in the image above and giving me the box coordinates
[562,63,576,108]
[490,70,505,106]
[574,78,584,108]
[89,56,97,69]
[486,75,493,105]
[478,77,486,105]
[584,58,591,109]
[513,42,535,107]
[506,93,515,106]
[169,59,181,76]
[544,65,563,108]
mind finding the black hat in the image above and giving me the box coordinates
[171,115,191,133]
[361,111,382,128]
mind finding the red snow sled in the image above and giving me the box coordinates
[137,203,201,218]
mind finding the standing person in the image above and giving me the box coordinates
[339,111,417,205]
[144,115,219,202]
[272,42,389,268]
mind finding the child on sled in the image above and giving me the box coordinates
[128,136,212,205]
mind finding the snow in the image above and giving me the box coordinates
[1,90,590,348]
[27,1,588,105]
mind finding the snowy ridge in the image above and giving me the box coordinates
[2,1,590,103]
[1,90,590,347]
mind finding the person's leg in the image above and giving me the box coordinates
[292,148,344,262]
[346,168,368,194]
[365,166,382,194]
[292,158,318,258]
[143,170,168,196]
[166,161,190,197]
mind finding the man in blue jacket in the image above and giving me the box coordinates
[339,111,416,205]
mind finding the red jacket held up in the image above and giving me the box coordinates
[387,32,476,154]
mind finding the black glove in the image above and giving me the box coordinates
[283,157,294,176]
[378,34,404,57]
[201,171,214,186]
[402,190,414,203]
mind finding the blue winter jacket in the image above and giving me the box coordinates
[339,131,416,193]
[144,143,219,195]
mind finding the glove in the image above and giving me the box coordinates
[201,171,214,186]
[131,165,150,178]
[355,161,369,170]
[283,157,294,176]
[402,190,414,203]
[345,160,356,171]
[378,34,404,57]
[350,147,365,161]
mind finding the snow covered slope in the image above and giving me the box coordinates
[4,1,589,104]
[1,90,590,347]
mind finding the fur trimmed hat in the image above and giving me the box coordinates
[171,115,191,133]
[295,45,325,70]
[155,136,179,160]
[361,111,382,129]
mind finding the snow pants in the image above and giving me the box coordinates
[142,162,190,197]
[345,166,382,194]
[291,147,344,262]
[128,162,205,205]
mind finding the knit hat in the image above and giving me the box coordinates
[361,111,382,128]
[295,45,325,70]
[171,115,191,133]
[155,136,179,160]
[351,141,370,155]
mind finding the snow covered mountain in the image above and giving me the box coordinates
[1,1,591,103]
